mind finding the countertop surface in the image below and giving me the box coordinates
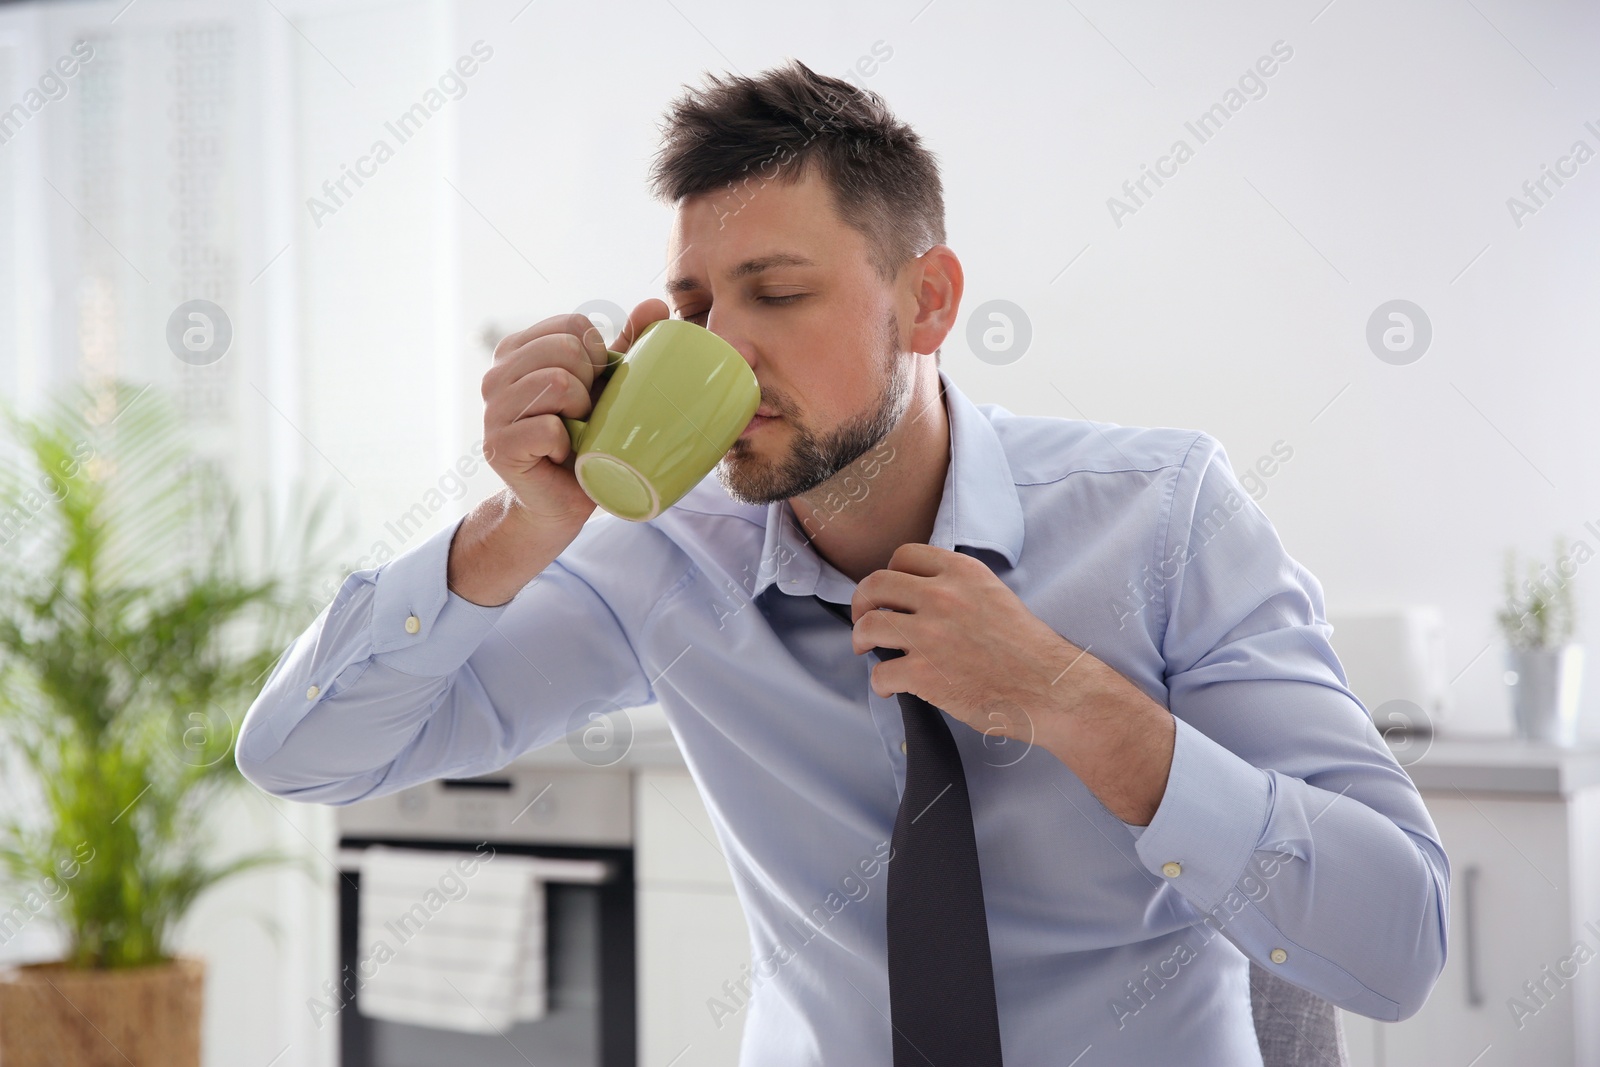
[510,703,688,771]
[513,707,1600,797]
[1383,733,1600,797]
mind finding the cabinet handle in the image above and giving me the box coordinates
[1463,864,1483,1007]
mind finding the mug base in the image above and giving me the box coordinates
[575,451,662,522]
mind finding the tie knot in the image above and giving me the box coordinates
[813,594,852,628]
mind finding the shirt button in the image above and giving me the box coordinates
[306,685,320,700]
[404,614,421,634]
[1270,948,1289,964]
[899,740,907,754]
[1161,861,1182,878]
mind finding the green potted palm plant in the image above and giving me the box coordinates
[1496,536,1584,745]
[0,379,328,1065]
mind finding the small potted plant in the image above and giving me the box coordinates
[0,379,326,1066]
[1496,537,1584,745]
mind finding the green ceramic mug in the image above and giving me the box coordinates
[562,318,760,521]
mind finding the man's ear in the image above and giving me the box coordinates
[905,245,963,356]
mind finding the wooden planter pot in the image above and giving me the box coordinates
[0,956,203,1067]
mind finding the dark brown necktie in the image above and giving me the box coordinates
[814,593,1005,1065]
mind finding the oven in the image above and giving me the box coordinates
[334,765,635,1067]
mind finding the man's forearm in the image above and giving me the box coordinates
[1037,650,1176,825]
[447,489,577,607]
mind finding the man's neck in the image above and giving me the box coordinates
[788,369,951,585]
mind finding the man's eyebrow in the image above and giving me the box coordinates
[665,252,818,297]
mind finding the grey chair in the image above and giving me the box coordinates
[1250,961,1350,1067]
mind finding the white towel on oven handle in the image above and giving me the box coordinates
[355,846,609,1034]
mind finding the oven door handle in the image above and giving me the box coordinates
[336,847,617,884]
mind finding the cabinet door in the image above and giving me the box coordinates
[637,886,752,1067]
[1378,793,1574,1066]
[636,769,752,1067]
[1339,1008,1382,1067]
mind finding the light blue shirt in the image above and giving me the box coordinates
[238,367,1448,1066]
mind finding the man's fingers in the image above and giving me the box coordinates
[612,298,671,354]
[488,365,591,432]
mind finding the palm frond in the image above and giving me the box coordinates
[0,378,340,969]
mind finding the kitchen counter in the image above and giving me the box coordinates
[514,712,1600,797]
[509,703,689,771]
[1384,733,1600,797]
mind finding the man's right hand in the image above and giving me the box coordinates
[449,298,670,607]
[480,299,670,534]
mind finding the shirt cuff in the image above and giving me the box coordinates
[369,516,512,677]
[1124,715,1273,915]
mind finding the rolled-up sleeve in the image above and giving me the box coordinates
[236,513,657,805]
[1121,432,1449,1022]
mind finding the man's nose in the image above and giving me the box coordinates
[702,313,759,373]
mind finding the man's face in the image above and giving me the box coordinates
[664,166,914,507]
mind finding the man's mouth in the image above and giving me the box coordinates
[740,412,780,437]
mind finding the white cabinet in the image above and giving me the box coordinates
[635,768,752,1067]
[1341,741,1600,1067]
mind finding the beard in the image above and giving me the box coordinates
[715,308,911,507]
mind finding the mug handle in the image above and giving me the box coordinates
[560,347,627,451]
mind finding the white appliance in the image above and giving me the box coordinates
[1325,606,1449,733]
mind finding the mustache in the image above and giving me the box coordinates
[757,392,795,418]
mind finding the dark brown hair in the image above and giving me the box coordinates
[648,58,945,286]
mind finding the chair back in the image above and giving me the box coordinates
[1250,961,1350,1067]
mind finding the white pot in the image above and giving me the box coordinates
[1506,643,1585,746]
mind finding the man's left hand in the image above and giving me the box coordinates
[847,543,1175,824]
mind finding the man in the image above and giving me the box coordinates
[239,58,1448,1065]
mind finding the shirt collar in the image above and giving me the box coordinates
[750,367,1025,600]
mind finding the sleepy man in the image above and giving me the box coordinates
[239,57,1448,1066]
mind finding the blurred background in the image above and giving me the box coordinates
[0,0,1597,1065]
